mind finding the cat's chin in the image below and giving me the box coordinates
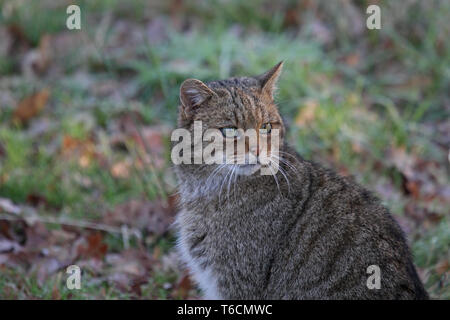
[235,164,261,176]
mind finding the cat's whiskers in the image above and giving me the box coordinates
[233,164,239,203]
[219,165,234,204]
[269,158,291,193]
[225,155,241,203]
[278,151,302,166]
[205,164,227,190]
[271,154,300,177]
[226,165,237,203]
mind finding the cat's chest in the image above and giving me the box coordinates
[176,197,289,298]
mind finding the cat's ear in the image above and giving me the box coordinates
[180,79,215,111]
[257,61,284,98]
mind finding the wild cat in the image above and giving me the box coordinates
[173,62,428,299]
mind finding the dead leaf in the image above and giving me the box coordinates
[295,100,318,127]
[107,251,149,277]
[52,280,61,300]
[103,195,177,236]
[161,250,181,273]
[106,249,154,294]
[61,135,79,151]
[26,193,49,208]
[13,89,50,124]
[23,221,51,250]
[50,229,78,245]
[7,24,30,53]
[172,273,193,299]
[140,126,166,154]
[152,246,161,260]
[61,135,96,168]
[351,142,364,154]
[111,160,131,178]
[283,5,301,28]
[405,180,421,199]
[33,257,63,285]
[345,53,360,67]
[22,34,52,77]
[404,202,443,228]
[0,198,21,214]
[0,141,5,158]
[435,260,449,276]
[0,221,13,239]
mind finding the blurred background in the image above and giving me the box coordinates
[0,0,448,299]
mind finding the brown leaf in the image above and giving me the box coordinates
[388,147,416,179]
[404,202,443,228]
[107,249,153,276]
[24,221,51,250]
[61,135,96,168]
[111,160,131,179]
[141,126,166,154]
[34,257,63,285]
[26,193,49,208]
[152,246,161,260]
[172,273,193,299]
[103,196,177,236]
[388,147,447,203]
[106,249,154,294]
[0,141,5,158]
[61,135,80,151]
[13,89,50,124]
[295,100,318,127]
[0,221,13,239]
[52,282,61,300]
[283,7,300,28]
[50,229,78,245]
[37,34,52,73]
[7,24,30,52]
[22,34,52,77]
[405,180,421,199]
[345,53,360,67]
[435,260,449,276]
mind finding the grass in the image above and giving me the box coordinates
[0,0,449,299]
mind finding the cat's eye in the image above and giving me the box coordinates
[220,127,239,138]
[260,123,272,134]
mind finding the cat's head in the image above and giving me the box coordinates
[176,62,285,176]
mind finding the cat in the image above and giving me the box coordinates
[173,62,429,299]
